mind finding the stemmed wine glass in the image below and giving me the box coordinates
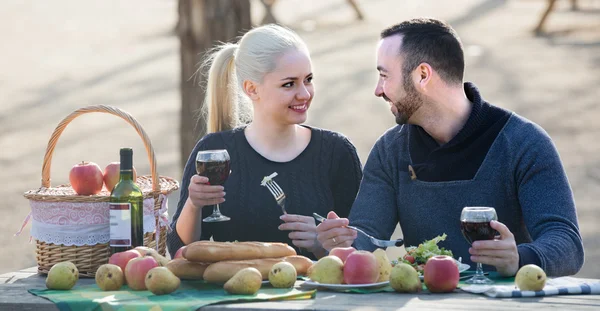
[196,150,231,222]
[460,206,497,285]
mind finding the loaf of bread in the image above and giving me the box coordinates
[165,258,210,280]
[203,255,314,284]
[183,241,297,263]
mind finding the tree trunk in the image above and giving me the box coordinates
[177,0,252,169]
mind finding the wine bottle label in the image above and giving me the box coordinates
[109,202,132,247]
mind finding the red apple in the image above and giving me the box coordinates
[173,246,186,259]
[343,250,380,284]
[69,161,104,195]
[103,162,137,192]
[124,256,159,290]
[329,246,356,263]
[423,255,459,293]
[108,250,142,274]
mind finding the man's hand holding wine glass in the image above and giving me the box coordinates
[469,220,520,277]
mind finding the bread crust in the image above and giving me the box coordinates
[165,258,210,280]
[183,241,297,263]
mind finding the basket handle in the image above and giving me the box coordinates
[41,105,160,192]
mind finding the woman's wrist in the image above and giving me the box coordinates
[176,197,204,245]
[184,197,203,211]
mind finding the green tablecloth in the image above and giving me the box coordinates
[29,281,316,311]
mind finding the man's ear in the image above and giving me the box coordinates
[243,80,259,101]
[415,63,433,90]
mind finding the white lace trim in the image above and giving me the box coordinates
[31,219,110,245]
[26,195,170,246]
[29,212,168,246]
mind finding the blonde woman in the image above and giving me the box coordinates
[167,25,361,259]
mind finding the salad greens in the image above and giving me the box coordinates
[392,234,454,274]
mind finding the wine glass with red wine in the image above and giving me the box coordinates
[460,206,497,284]
[196,150,231,222]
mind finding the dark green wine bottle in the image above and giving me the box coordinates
[109,148,144,255]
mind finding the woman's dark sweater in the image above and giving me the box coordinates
[167,125,363,259]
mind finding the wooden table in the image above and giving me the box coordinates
[1,267,599,310]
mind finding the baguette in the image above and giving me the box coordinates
[165,258,210,280]
[203,255,314,284]
[183,241,296,263]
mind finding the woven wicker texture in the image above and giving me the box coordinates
[24,105,179,277]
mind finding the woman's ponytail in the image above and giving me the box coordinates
[203,43,239,134]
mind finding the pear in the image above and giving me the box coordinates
[269,262,297,288]
[95,264,124,291]
[515,264,546,291]
[46,261,79,290]
[373,249,392,282]
[145,267,181,295]
[389,263,422,293]
[224,267,262,295]
[307,255,344,284]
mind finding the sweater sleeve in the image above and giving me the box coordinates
[166,136,212,256]
[330,135,363,218]
[348,132,400,252]
[514,124,584,276]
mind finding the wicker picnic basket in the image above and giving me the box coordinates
[23,105,179,277]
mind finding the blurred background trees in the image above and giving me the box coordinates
[177,0,251,167]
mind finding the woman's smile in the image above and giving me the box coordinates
[289,103,308,113]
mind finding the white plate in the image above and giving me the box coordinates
[302,280,390,290]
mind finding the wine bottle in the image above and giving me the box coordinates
[109,148,144,255]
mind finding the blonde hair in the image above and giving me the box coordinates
[200,24,309,133]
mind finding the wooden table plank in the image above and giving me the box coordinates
[1,268,599,310]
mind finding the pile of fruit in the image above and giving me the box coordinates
[45,242,304,296]
[311,246,458,293]
[69,161,137,195]
[46,246,180,295]
[44,241,550,296]
[309,247,392,285]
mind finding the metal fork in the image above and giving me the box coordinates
[313,213,404,248]
[261,173,287,215]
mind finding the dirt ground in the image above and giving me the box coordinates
[1,0,599,277]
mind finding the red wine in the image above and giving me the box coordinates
[196,160,230,185]
[461,221,495,245]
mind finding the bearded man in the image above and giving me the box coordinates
[316,18,584,277]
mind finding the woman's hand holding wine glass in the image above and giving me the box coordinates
[187,175,225,207]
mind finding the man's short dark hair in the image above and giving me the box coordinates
[381,18,464,86]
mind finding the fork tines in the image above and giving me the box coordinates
[265,180,283,198]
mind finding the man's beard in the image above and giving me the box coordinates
[391,81,423,125]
